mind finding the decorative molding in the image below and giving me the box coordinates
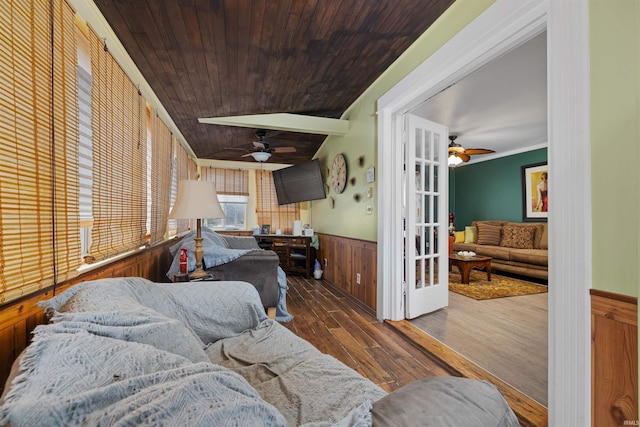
[547,1,591,426]
[377,0,593,424]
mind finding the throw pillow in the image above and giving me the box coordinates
[464,226,477,243]
[500,225,536,249]
[476,223,501,246]
[454,231,465,243]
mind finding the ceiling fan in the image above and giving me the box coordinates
[241,129,297,162]
[447,135,495,166]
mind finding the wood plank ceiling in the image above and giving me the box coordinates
[94,0,454,164]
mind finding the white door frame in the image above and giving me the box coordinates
[376,1,591,425]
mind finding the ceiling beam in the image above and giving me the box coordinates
[198,113,349,136]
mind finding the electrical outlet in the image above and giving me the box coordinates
[356,273,361,284]
[323,258,328,267]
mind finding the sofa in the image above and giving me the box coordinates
[0,277,519,426]
[453,220,548,280]
[167,229,283,318]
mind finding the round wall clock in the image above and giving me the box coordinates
[331,153,347,194]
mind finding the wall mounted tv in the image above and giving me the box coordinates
[272,159,326,205]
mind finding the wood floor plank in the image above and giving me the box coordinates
[282,275,546,427]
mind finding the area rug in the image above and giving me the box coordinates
[448,270,548,300]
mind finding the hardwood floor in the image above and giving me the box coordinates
[283,274,548,427]
[282,275,453,392]
[410,290,548,406]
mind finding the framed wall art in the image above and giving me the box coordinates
[521,162,548,222]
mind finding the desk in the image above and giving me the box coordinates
[255,235,316,278]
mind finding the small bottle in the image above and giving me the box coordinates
[179,248,188,274]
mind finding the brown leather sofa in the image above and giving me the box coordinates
[453,220,548,280]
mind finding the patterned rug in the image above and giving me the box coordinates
[448,270,548,300]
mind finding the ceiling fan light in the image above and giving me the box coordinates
[448,154,462,167]
[251,151,271,162]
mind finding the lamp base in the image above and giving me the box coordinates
[189,268,210,280]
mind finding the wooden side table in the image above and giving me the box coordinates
[449,254,492,284]
[172,270,225,283]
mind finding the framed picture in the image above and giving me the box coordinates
[521,162,548,222]
[261,224,271,234]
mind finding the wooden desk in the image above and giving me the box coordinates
[254,235,315,278]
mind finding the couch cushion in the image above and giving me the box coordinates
[539,224,548,250]
[453,242,477,252]
[371,377,518,427]
[500,225,535,249]
[454,231,465,243]
[464,226,477,243]
[509,249,548,266]
[476,223,502,246]
[475,245,512,261]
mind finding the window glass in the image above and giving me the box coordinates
[204,195,247,230]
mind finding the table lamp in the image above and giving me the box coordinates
[169,180,225,279]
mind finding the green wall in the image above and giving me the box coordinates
[590,0,639,298]
[450,149,547,230]
[311,0,495,241]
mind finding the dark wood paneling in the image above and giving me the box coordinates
[316,233,376,310]
[591,289,638,427]
[0,239,176,394]
[92,0,455,162]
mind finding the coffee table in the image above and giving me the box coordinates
[449,254,492,284]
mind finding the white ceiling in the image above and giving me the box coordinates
[410,32,547,164]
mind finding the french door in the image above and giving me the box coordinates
[404,115,449,318]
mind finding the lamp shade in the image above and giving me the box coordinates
[169,180,226,219]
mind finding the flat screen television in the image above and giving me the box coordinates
[272,159,326,205]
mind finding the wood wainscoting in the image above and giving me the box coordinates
[316,233,376,311]
[591,289,638,427]
[0,239,176,394]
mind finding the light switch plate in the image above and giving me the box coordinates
[365,204,373,215]
[366,167,375,183]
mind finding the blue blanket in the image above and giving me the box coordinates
[166,229,293,322]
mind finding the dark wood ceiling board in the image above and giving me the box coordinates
[178,1,218,119]
[242,0,266,115]
[168,1,215,118]
[196,0,225,115]
[252,0,279,113]
[94,0,455,161]
[261,0,300,113]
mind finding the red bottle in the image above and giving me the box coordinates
[179,248,188,274]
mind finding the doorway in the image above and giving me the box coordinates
[405,31,548,405]
[376,0,591,424]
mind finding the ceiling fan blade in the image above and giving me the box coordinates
[241,152,254,157]
[464,148,495,155]
[448,145,465,154]
[253,141,267,150]
[458,153,471,162]
[272,147,297,153]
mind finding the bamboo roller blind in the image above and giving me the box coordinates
[88,27,147,262]
[0,0,79,304]
[175,140,189,234]
[256,170,299,234]
[202,167,249,196]
[150,111,172,245]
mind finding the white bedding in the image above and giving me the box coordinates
[0,278,385,426]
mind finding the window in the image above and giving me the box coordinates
[256,170,300,234]
[204,195,248,230]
